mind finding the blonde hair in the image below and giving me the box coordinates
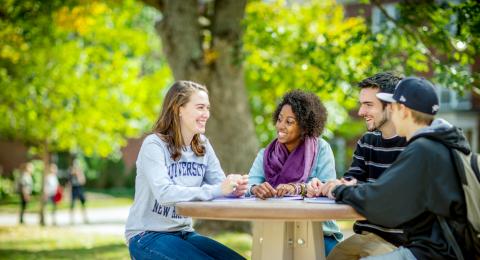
[152,81,208,161]
[411,109,434,125]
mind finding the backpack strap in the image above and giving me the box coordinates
[471,153,480,183]
[434,147,466,260]
[437,215,464,260]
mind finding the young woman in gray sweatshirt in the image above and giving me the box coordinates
[125,81,247,260]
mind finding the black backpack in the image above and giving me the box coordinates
[438,149,480,260]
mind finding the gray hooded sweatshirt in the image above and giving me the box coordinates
[125,134,224,244]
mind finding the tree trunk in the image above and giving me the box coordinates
[146,0,257,233]
[152,0,258,173]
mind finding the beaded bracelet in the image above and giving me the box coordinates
[300,183,307,197]
[288,183,297,195]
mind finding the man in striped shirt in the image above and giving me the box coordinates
[345,72,407,183]
[309,72,408,259]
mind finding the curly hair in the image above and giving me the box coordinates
[272,90,327,138]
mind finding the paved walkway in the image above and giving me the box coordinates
[0,206,130,235]
[0,206,354,238]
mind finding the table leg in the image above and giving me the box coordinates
[293,221,325,259]
[251,221,293,260]
[251,221,325,260]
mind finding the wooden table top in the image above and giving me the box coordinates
[175,199,365,221]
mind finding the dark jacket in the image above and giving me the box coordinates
[333,119,470,260]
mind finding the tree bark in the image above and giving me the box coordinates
[150,0,259,173]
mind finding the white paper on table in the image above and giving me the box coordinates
[211,195,303,202]
[267,195,303,201]
[303,197,336,204]
[211,196,257,202]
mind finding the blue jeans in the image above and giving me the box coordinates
[128,231,245,260]
[324,235,339,256]
[361,246,417,260]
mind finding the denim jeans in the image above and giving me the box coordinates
[324,235,339,256]
[128,231,245,260]
[361,247,416,260]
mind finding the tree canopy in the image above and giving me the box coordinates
[244,0,371,145]
[0,0,171,157]
[1,0,478,163]
[244,0,479,146]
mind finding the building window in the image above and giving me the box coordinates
[372,3,399,33]
[438,87,471,111]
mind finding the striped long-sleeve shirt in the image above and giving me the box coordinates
[344,131,407,183]
[343,131,408,245]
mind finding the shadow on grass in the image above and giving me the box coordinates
[0,243,129,260]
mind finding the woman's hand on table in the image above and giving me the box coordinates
[306,178,323,198]
[251,182,277,199]
[221,174,249,197]
[275,183,296,197]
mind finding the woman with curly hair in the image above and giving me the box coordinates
[247,89,342,255]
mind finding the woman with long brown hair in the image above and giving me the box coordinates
[125,81,247,259]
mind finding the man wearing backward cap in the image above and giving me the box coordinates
[321,77,472,259]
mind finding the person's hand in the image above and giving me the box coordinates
[320,180,342,199]
[340,177,357,186]
[251,182,277,199]
[275,183,295,197]
[306,178,323,198]
[221,174,248,196]
[231,174,248,197]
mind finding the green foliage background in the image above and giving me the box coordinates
[0,0,172,158]
[0,0,478,184]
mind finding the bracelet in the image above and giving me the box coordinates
[249,184,257,195]
[300,183,306,197]
[294,183,300,195]
[288,183,297,195]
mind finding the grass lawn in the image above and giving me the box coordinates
[0,226,252,260]
[0,226,129,260]
[0,221,353,259]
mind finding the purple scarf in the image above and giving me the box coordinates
[263,137,318,188]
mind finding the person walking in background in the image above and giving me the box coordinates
[69,159,88,224]
[44,163,59,226]
[247,90,342,255]
[125,81,248,260]
[17,162,33,224]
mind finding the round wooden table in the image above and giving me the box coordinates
[176,199,364,260]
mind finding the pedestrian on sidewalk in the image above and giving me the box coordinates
[44,163,60,226]
[17,162,33,224]
[69,159,88,224]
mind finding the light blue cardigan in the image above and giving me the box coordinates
[247,137,343,240]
